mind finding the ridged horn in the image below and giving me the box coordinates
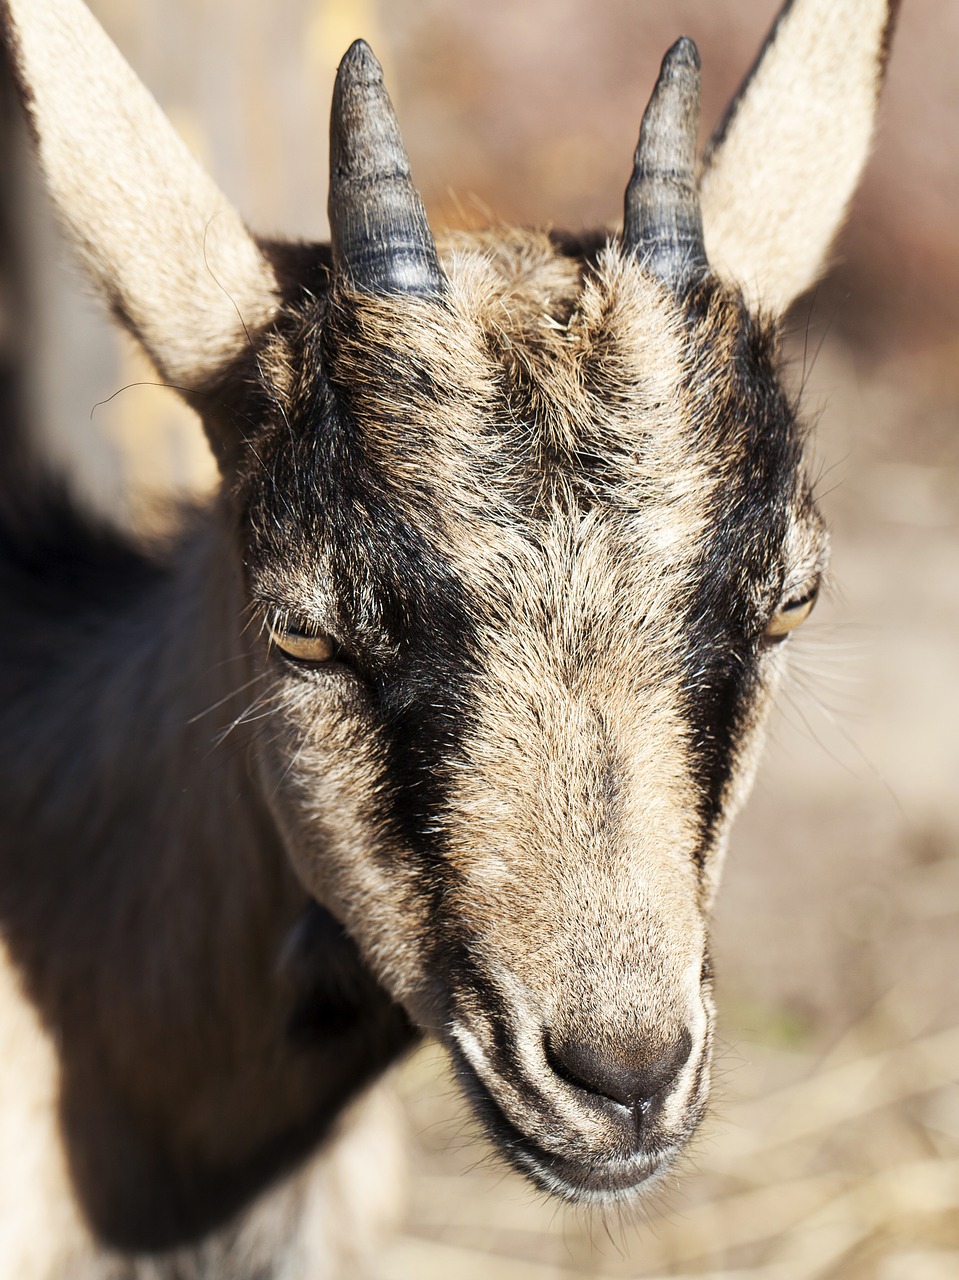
[624,37,708,292]
[329,40,446,298]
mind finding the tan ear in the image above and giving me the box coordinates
[1,0,279,389]
[699,0,899,317]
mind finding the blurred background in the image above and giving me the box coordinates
[20,0,959,1276]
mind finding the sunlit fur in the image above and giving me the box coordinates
[0,0,894,1273]
[241,233,828,1201]
[701,0,900,314]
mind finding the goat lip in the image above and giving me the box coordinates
[511,1140,670,1204]
[448,1046,672,1204]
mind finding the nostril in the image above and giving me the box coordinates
[544,1034,634,1109]
[544,1027,693,1113]
[635,1028,694,1103]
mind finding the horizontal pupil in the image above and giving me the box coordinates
[266,615,338,663]
[783,590,816,612]
[762,584,818,644]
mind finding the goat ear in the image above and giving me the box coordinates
[1,0,279,402]
[699,0,899,317]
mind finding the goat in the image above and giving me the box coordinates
[0,0,896,1275]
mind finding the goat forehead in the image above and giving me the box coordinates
[248,242,809,662]
[319,240,700,495]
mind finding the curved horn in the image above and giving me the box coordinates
[329,40,446,298]
[624,37,708,292]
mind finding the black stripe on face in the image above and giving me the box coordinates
[676,289,806,852]
[240,314,489,953]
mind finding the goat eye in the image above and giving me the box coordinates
[267,617,338,664]
[763,584,819,645]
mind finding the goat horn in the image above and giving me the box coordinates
[624,37,708,292]
[329,40,446,298]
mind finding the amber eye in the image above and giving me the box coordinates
[267,616,338,663]
[763,585,819,645]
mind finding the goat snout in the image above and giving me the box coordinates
[543,1027,693,1122]
[449,1007,709,1204]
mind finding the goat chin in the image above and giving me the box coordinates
[450,1049,705,1205]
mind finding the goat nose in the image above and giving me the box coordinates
[544,1028,693,1112]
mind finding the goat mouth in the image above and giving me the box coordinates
[448,1047,677,1204]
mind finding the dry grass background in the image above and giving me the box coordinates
[23,1,959,1276]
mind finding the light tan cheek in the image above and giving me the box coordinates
[255,690,434,1012]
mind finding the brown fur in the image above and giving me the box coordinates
[0,0,894,1274]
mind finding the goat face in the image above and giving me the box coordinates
[241,235,826,1201]
[4,0,892,1211]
